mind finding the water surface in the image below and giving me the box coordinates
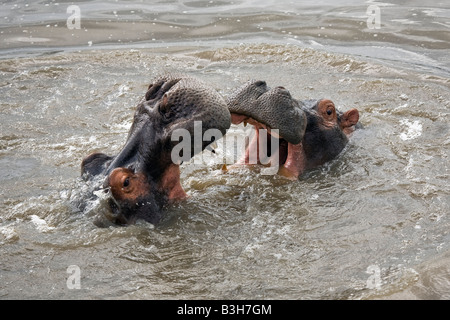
[0,0,449,299]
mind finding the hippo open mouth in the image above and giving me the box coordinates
[226,80,359,179]
[226,80,307,178]
[81,74,231,225]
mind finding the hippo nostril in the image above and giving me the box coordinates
[255,80,266,87]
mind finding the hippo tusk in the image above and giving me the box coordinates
[205,146,216,154]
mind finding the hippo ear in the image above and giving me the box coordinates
[159,94,170,113]
[340,109,359,129]
[81,152,113,177]
[159,93,176,120]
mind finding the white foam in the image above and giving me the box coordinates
[30,215,55,233]
[93,188,111,200]
[399,119,422,141]
[0,226,19,244]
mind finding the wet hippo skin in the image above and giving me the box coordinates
[227,80,360,180]
[81,74,231,225]
[300,99,360,171]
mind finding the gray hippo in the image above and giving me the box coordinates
[226,80,360,179]
[81,74,231,225]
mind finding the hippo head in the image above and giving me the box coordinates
[227,80,307,177]
[300,99,360,171]
[81,74,231,225]
[227,80,359,179]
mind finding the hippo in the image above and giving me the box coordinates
[81,74,231,225]
[226,80,360,179]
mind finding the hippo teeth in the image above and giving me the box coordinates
[205,146,216,154]
[205,141,218,154]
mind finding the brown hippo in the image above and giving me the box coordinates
[81,74,231,225]
[226,80,360,179]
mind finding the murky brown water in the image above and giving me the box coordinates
[0,0,449,299]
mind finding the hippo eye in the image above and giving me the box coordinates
[327,109,333,116]
[123,177,130,188]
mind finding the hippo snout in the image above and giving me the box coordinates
[227,80,306,145]
[226,81,360,180]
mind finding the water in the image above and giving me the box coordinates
[0,0,449,299]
